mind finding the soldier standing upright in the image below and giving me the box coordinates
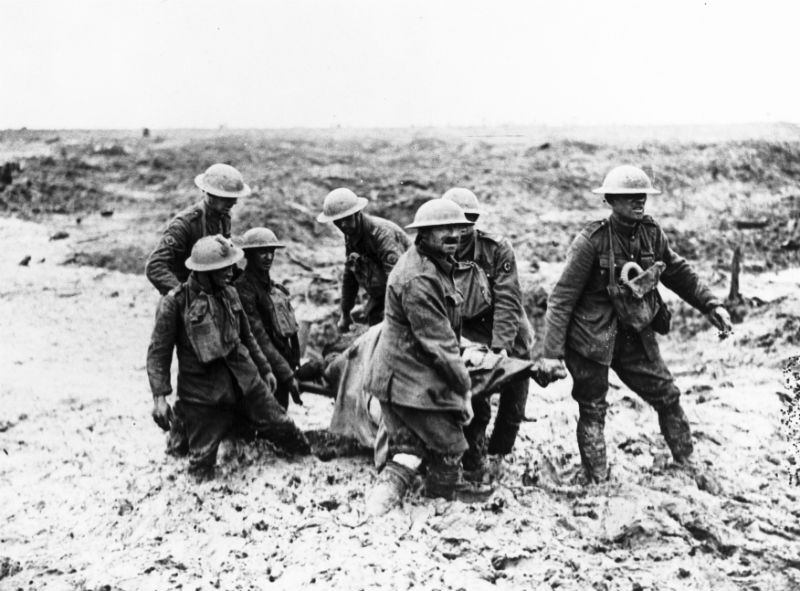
[235,227,303,410]
[317,188,411,330]
[147,235,309,480]
[442,188,535,481]
[146,163,251,295]
[541,165,732,485]
[364,199,493,502]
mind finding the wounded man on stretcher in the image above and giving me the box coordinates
[297,322,553,470]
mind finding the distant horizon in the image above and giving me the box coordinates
[4,120,799,132]
[4,121,799,146]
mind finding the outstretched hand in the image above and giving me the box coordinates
[707,306,733,338]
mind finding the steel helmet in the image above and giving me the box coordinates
[441,187,482,215]
[405,198,474,230]
[317,188,368,223]
[194,163,252,199]
[185,235,244,271]
[239,227,285,250]
[592,165,661,195]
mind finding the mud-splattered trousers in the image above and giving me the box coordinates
[565,327,692,480]
[544,214,721,481]
[455,230,535,470]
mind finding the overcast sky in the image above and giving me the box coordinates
[1,0,797,129]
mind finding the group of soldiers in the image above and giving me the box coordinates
[145,161,733,503]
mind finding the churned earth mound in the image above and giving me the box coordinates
[1,128,800,590]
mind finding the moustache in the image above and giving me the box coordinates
[443,237,459,245]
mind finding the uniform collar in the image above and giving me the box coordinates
[188,272,227,297]
[200,200,230,223]
[416,242,456,275]
[245,264,271,288]
[610,213,640,237]
[455,230,477,261]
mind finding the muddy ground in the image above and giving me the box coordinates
[1,129,800,591]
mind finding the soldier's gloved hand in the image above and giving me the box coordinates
[263,372,277,393]
[540,358,568,383]
[152,395,173,432]
[337,312,353,333]
[707,306,733,337]
[458,391,475,425]
[288,377,303,406]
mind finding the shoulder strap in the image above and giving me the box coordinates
[640,222,654,257]
[607,218,616,290]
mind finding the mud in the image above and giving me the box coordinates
[2,130,800,590]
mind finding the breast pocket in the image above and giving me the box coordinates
[597,255,621,286]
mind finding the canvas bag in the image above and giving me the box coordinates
[606,220,665,332]
[184,291,237,363]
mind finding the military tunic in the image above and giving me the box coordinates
[341,213,412,325]
[455,229,535,463]
[544,214,720,365]
[364,242,470,458]
[145,200,232,295]
[456,229,534,358]
[235,266,301,408]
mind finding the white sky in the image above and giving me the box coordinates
[1,0,798,129]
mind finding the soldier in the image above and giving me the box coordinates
[235,227,303,410]
[317,188,412,330]
[364,199,493,502]
[442,188,535,482]
[147,235,309,480]
[541,165,732,485]
[146,163,251,295]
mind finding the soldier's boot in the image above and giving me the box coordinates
[576,415,608,484]
[657,401,694,464]
[425,454,494,503]
[166,413,189,458]
[365,460,417,516]
[260,421,311,456]
[461,430,487,483]
[188,463,216,483]
[658,402,721,494]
